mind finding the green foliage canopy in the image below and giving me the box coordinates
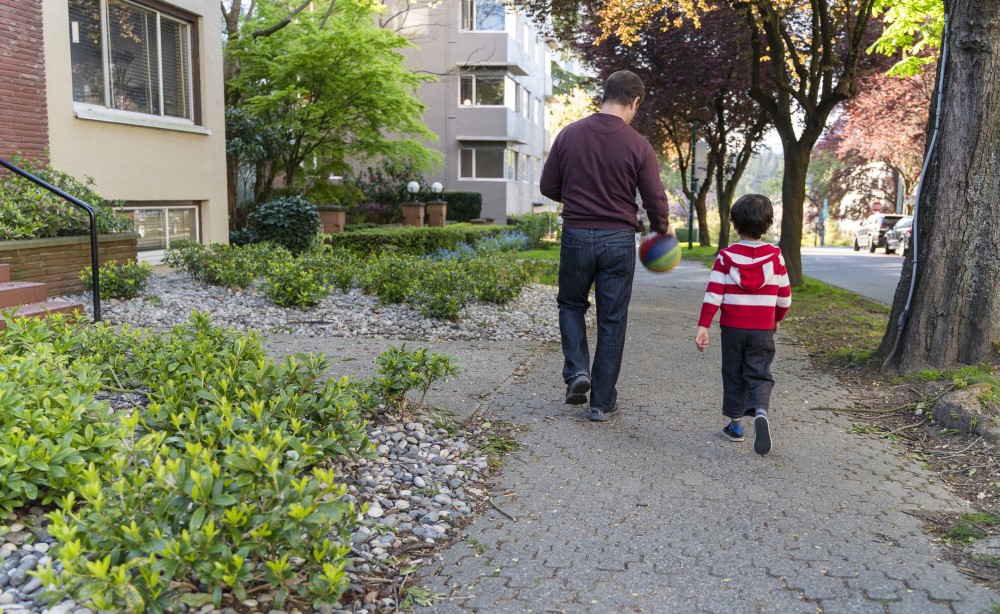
[870,0,944,76]
[227,0,441,192]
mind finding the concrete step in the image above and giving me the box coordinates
[0,281,48,309]
[0,264,8,283]
[0,300,84,331]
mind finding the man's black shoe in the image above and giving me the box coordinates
[587,403,619,422]
[565,375,591,404]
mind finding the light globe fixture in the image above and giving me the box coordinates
[407,181,420,196]
[431,182,443,195]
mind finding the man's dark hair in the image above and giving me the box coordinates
[730,194,774,239]
[602,70,644,107]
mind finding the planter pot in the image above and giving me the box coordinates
[317,206,347,234]
[0,233,139,296]
[426,201,447,228]
[402,202,425,227]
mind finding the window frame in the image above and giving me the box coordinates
[459,72,508,107]
[460,0,506,32]
[459,145,515,181]
[69,0,202,130]
[126,202,200,263]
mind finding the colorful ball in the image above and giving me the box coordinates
[639,233,682,273]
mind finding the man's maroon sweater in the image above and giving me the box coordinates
[540,113,670,234]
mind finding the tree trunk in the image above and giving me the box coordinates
[879,0,1000,372]
[777,143,811,285]
[697,180,712,247]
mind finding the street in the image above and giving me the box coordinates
[800,246,905,305]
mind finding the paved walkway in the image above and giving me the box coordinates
[412,259,998,613]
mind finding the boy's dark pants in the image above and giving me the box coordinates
[720,326,775,419]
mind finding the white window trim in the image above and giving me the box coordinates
[459,147,510,181]
[460,0,507,32]
[130,204,200,264]
[459,74,508,107]
[74,103,211,134]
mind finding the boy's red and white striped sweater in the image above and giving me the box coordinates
[698,242,792,330]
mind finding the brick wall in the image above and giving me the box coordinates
[0,235,139,296]
[0,0,48,162]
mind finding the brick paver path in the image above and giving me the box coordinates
[421,259,998,613]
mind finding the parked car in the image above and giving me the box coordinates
[854,213,904,253]
[884,215,913,256]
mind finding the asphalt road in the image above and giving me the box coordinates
[800,246,906,305]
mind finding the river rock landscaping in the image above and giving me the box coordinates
[2,249,570,614]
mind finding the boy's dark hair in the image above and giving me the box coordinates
[602,71,644,107]
[730,194,774,239]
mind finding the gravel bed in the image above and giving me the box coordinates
[1,273,563,613]
[66,272,566,343]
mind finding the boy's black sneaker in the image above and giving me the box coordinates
[565,375,591,405]
[587,403,619,422]
[722,423,745,441]
[754,414,772,455]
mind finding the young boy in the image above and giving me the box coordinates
[695,194,791,455]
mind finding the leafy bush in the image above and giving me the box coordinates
[302,249,360,294]
[370,344,459,412]
[17,312,373,612]
[0,316,123,512]
[357,254,422,305]
[305,182,364,209]
[165,241,290,289]
[324,224,509,256]
[467,253,530,305]
[347,160,426,211]
[79,259,153,299]
[474,230,528,253]
[440,192,482,222]
[248,194,320,254]
[409,260,473,320]
[262,256,331,308]
[508,213,557,249]
[0,157,133,240]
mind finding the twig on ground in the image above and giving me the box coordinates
[930,437,984,458]
[885,419,927,437]
[488,498,517,521]
[351,546,400,577]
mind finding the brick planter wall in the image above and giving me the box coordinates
[0,234,140,296]
[0,0,48,161]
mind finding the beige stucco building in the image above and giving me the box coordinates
[386,0,555,223]
[2,0,228,261]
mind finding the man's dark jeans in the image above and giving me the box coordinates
[557,229,636,412]
[719,326,775,419]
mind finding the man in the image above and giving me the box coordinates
[540,70,673,422]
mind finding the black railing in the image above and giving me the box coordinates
[0,157,101,321]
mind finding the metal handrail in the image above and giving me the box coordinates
[0,157,101,321]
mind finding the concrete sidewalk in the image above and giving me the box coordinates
[412,259,998,613]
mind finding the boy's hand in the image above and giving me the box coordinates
[774,321,781,332]
[695,326,709,352]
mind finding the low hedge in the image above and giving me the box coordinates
[322,224,510,256]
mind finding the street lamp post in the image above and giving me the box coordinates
[403,181,425,227]
[688,121,697,250]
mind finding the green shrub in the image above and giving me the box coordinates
[410,260,473,320]
[370,344,459,412]
[303,249,360,294]
[440,192,482,222]
[249,194,320,254]
[325,224,509,256]
[165,241,290,289]
[305,182,364,209]
[79,259,153,299]
[508,213,557,249]
[357,254,422,305]
[0,157,133,240]
[0,317,123,512]
[22,312,373,613]
[262,256,330,308]
[467,253,530,304]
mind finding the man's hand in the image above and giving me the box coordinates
[695,326,709,352]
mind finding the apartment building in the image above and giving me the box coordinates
[1,0,229,260]
[389,0,554,223]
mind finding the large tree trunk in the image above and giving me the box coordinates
[879,0,1000,372]
[777,143,811,285]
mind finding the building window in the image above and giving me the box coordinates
[522,90,531,119]
[460,73,505,106]
[461,0,505,31]
[127,204,199,259]
[69,0,194,120]
[505,150,517,181]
